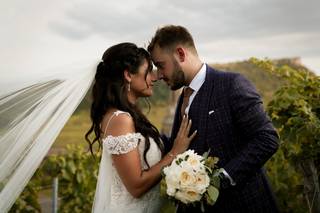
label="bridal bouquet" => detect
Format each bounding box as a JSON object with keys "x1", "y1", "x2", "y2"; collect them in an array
[{"x1": 160, "y1": 150, "x2": 220, "y2": 212}]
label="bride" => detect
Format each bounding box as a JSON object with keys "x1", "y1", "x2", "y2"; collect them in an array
[{"x1": 85, "y1": 42, "x2": 197, "y2": 213}]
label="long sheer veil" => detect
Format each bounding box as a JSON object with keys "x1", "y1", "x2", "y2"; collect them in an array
[{"x1": 0, "y1": 63, "x2": 95, "y2": 212}]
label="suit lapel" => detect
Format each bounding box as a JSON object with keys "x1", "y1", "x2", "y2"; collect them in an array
[
  {"x1": 188, "y1": 66, "x2": 216, "y2": 153},
  {"x1": 169, "y1": 66, "x2": 218, "y2": 154}
]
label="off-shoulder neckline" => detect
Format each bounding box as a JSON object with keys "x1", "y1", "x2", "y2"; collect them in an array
[{"x1": 102, "y1": 132, "x2": 143, "y2": 142}]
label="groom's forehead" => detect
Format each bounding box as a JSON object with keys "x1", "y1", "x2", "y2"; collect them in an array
[
  {"x1": 151, "y1": 46, "x2": 171, "y2": 62},
  {"x1": 152, "y1": 56, "x2": 170, "y2": 68}
]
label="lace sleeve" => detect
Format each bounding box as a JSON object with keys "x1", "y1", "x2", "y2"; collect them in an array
[{"x1": 102, "y1": 133, "x2": 143, "y2": 154}]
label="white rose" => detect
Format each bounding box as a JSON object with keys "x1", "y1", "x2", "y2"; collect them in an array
[
  {"x1": 175, "y1": 189, "x2": 202, "y2": 204},
  {"x1": 194, "y1": 172, "x2": 210, "y2": 193},
  {"x1": 176, "y1": 149, "x2": 196, "y2": 160},
  {"x1": 164, "y1": 165, "x2": 182, "y2": 196},
  {"x1": 186, "y1": 153, "x2": 203, "y2": 166},
  {"x1": 166, "y1": 185, "x2": 176, "y2": 196},
  {"x1": 165, "y1": 174, "x2": 179, "y2": 192},
  {"x1": 179, "y1": 169, "x2": 196, "y2": 188}
]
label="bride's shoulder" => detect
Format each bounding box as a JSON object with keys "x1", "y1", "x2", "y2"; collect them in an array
[
  {"x1": 101, "y1": 110, "x2": 143, "y2": 154},
  {"x1": 101, "y1": 109, "x2": 135, "y2": 138}
]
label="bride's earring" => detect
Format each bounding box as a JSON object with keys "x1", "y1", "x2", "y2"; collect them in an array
[{"x1": 128, "y1": 82, "x2": 131, "y2": 92}]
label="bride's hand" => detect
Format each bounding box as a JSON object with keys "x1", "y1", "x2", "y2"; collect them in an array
[{"x1": 171, "y1": 115, "x2": 197, "y2": 155}]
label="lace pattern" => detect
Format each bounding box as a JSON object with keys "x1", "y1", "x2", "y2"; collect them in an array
[
  {"x1": 101, "y1": 135, "x2": 163, "y2": 212},
  {"x1": 103, "y1": 133, "x2": 143, "y2": 154},
  {"x1": 109, "y1": 171, "x2": 161, "y2": 212},
  {"x1": 93, "y1": 110, "x2": 163, "y2": 212}
]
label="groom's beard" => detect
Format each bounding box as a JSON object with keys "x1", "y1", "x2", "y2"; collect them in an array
[{"x1": 170, "y1": 59, "x2": 185, "y2": 91}]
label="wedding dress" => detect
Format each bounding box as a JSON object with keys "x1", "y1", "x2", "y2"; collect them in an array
[{"x1": 92, "y1": 110, "x2": 163, "y2": 213}]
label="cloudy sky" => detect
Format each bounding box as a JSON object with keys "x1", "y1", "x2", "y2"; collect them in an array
[{"x1": 1, "y1": 0, "x2": 320, "y2": 78}]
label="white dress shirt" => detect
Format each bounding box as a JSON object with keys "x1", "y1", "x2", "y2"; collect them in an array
[{"x1": 184, "y1": 63, "x2": 206, "y2": 115}]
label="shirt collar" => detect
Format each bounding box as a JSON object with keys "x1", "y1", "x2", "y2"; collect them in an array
[{"x1": 188, "y1": 63, "x2": 206, "y2": 93}]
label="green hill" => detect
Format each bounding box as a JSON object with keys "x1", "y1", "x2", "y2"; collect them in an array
[{"x1": 211, "y1": 57, "x2": 308, "y2": 104}]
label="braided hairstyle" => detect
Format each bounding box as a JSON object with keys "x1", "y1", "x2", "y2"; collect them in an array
[{"x1": 85, "y1": 42, "x2": 164, "y2": 168}]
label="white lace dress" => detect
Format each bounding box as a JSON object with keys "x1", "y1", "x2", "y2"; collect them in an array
[{"x1": 92, "y1": 111, "x2": 163, "y2": 213}]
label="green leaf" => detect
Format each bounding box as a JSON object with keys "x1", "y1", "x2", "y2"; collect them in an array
[
  {"x1": 185, "y1": 155, "x2": 189, "y2": 161},
  {"x1": 76, "y1": 172, "x2": 82, "y2": 183},
  {"x1": 205, "y1": 157, "x2": 219, "y2": 169},
  {"x1": 207, "y1": 185, "x2": 219, "y2": 205},
  {"x1": 202, "y1": 149, "x2": 211, "y2": 159},
  {"x1": 67, "y1": 161, "x2": 76, "y2": 174},
  {"x1": 161, "y1": 200, "x2": 177, "y2": 213},
  {"x1": 160, "y1": 179, "x2": 167, "y2": 197},
  {"x1": 210, "y1": 176, "x2": 221, "y2": 188}
]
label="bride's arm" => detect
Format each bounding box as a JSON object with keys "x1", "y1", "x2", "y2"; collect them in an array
[{"x1": 104, "y1": 114, "x2": 195, "y2": 198}]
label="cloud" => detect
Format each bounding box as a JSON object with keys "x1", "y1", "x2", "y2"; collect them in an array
[
  {"x1": 49, "y1": 1, "x2": 161, "y2": 41},
  {"x1": 50, "y1": 0, "x2": 320, "y2": 41},
  {"x1": 1, "y1": 0, "x2": 319, "y2": 74}
]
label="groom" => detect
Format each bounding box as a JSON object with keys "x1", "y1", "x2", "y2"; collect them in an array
[{"x1": 148, "y1": 25, "x2": 279, "y2": 212}]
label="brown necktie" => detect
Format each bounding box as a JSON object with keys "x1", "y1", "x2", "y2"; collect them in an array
[{"x1": 180, "y1": 87, "x2": 194, "y2": 117}]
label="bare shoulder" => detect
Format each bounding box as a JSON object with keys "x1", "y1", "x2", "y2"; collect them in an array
[{"x1": 101, "y1": 111, "x2": 135, "y2": 137}]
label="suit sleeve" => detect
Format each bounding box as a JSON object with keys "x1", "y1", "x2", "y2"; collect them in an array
[{"x1": 224, "y1": 74, "x2": 279, "y2": 185}]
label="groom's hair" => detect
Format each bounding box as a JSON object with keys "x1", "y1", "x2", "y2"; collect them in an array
[{"x1": 148, "y1": 25, "x2": 197, "y2": 54}]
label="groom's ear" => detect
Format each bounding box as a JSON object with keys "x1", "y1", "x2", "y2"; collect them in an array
[
  {"x1": 176, "y1": 46, "x2": 186, "y2": 62},
  {"x1": 123, "y1": 70, "x2": 132, "y2": 82}
]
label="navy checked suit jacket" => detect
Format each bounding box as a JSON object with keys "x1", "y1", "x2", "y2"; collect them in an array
[{"x1": 168, "y1": 66, "x2": 279, "y2": 213}]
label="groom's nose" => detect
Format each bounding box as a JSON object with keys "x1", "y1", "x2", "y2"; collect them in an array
[
  {"x1": 157, "y1": 71, "x2": 164, "y2": 80},
  {"x1": 150, "y1": 71, "x2": 157, "y2": 82}
]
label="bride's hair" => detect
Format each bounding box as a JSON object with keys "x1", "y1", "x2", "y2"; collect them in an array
[{"x1": 85, "y1": 42, "x2": 164, "y2": 167}]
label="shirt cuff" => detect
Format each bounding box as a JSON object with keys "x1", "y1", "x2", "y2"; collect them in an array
[{"x1": 220, "y1": 168, "x2": 236, "y2": 186}]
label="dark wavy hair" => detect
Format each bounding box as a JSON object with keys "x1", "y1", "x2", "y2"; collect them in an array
[{"x1": 85, "y1": 42, "x2": 164, "y2": 168}]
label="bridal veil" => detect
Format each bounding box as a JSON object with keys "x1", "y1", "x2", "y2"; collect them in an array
[{"x1": 0, "y1": 63, "x2": 95, "y2": 212}]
